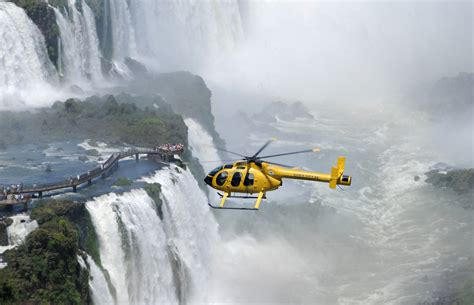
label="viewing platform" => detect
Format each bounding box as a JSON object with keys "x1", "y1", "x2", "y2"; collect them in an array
[{"x1": 0, "y1": 145, "x2": 185, "y2": 210}]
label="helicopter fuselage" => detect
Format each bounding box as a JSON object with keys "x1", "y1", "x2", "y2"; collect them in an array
[
  {"x1": 204, "y1": 159, "x2": 352, "y2": 195},
  {"x1": 204, "y1": 139, "x2": 351, "y2": 210}
]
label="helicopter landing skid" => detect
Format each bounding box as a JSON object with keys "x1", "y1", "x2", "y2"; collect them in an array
[
  {"x1": 217, "y1": 192, "x2": 267, "y2": 200},
  {"x1": 207, "y1": 202, "x2": 258, "y2": 211}
]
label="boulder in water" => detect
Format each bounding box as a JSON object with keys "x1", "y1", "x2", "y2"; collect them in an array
[
  {"x1": 425, "y1": 168, "x2": 474, "y2": 194},
  {"x1": 124, "y1": 57, "x2": 148, "y2": 78},
  {"x1": 69, "y1": 85, "x2": 84, "y2": 95}
]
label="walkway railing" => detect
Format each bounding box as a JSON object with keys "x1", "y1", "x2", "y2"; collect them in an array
[{"x1": 1, "y1": 147, "x2": 182, "y2": 200}]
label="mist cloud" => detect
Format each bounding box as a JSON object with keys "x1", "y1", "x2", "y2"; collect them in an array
[{"x1": 205, "y1": 0, "x2": 472, "y2": 104}]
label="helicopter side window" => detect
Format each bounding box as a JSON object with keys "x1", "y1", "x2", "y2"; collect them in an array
[
  {"x1": 224, "y1": 164, "x2": 233, "y2": 169},
  {"x1": 243, "y1": 173, "x2": 254, "y2": 186},
  {"x1": 216, "y1": 171, "x2": 228, "y2": 186},
  {"x1": 231, "y1": 172, "x2": 242, "y2": 187}
]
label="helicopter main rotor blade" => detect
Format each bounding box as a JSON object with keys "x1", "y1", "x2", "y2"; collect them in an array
[
  {"x1": 258, "y1": 148, "x2": 320, "y2": 159},
  {"x1": 215, "y1": 147, "x2": 247, "y2": 158},
  {"x1": 251, "y1": 138, "x2": 277, "y2": 158},
  {"x1": 262, "y1": 160, "x2": 295, "y2": 168},
  {"x1": 199, "y1": 159, "x2": 240, "y2": 163}
]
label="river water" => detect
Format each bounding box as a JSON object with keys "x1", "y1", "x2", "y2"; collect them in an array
[{"x1": 211, "y1": 102, "x2": 473, "y2": 304}]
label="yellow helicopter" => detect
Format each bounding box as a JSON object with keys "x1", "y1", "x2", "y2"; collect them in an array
[{"x1": 204, "y1": 139, "x2": 352, "y2": 210}]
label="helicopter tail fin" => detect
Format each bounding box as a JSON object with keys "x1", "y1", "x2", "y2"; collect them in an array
[{"x1": 329, "y1": 156, "x2": 346, "y2": 189}]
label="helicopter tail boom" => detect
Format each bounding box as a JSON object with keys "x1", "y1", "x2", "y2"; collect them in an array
[{"x1": 265, "y1": 156, "x2": 352, "y2": 188}]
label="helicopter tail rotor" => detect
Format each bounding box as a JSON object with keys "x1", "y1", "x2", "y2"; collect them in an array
[{"x1": 329, "y1": 156, "x2": 351, "y2": 188}]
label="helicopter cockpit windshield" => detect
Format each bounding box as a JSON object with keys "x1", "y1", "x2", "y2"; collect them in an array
[{"x1": 208, "y1": 166, "x2": 222, "y2": 177}]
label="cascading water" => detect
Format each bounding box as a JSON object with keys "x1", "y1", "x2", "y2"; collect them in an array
[
  {"x1": 53, "y1": 0, "x2": 103, "y2": 83},
  {"x1": 85, "y1": 164, "x2": 218, "y2": 304},
  {"x1": 128, "y1": 0, "x2": 243, "y2": 70},
  {"x1": 84, "y1": 254, "x2": 115, "y2": 305},
  {"x1": 184, "y1": 118, "x2": 222, "y2": 204},
  {"x1": 142, "y1": 165, "x2": 220, "y2": 302},
  {"x1": 86, "y1": 190, "x2": 177, "y2": 304},
  {"x1": 107, "y1": 0, "x2": 137, "y2": 61},
  {"x1": 184, "y1": 118, "x2": 221, "y2": 172},
  {"x1": 81, "y1": 1, "x2": 103, "y2": 81},
  {"x1": 0, "y1": 2, "x2": 58, "y2": 107},
  {"x1": 1, "y1": 0, "x2": 243, "y2": 104}
]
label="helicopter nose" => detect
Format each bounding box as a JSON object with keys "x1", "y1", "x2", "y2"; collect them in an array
[{"x1": 204, "y1": 175, "x2": 213, "y2": 186}]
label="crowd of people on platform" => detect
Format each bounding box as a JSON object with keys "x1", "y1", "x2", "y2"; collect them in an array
[
  {"x1": 0, "y1": 184, "x2": 28, "y2": 202},
  {"x1": 156, "y1": 143, "x2": 184, "y2": 154}
]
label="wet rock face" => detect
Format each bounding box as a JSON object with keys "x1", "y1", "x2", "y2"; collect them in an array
[
  {"x1": 0, "y1": 221, "x2": 8, "y2": 246},
  {"x1": 415, "y1": 72, "x2": 474, "y2": 118},
  {"x1": 425, "y1": 168, "x2": 474, "y2": 194},
  {"x1": 124, "y1": 57, "x2": 148, "y2": 78}
]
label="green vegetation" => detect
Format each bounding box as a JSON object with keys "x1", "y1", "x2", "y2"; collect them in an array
[
  {"x1": 30, "y1": 200, "x2": 101, "y2": 267},
  {"x1": 0, "y1": 200, "x2": 92, "y2": 304},
  {"x1": 0, "y1": 94, "x2": 188, "y2": 149},
  {"x1": 114, "y1": 177, "x2": 133, "y2": 187}
]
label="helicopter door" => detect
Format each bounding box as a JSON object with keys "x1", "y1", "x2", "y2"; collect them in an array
[
  {"x1": 243, "y1": 173, "x2": 254, "y2": 186},
  {"x1": 231, "y1": 172, "x2": 242, "y2": 187}
]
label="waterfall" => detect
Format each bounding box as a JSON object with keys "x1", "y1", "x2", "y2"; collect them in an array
[
  {"x1": 108, "y1": 0, "x2": 137, "y2": 61},
  {"x1": 86, "y1": 190, "x2": 178, "y2": 305},
  {"x1": 81, "y1": 1, "x2": 103, "y2": 82},
  {"x1": 0, "y1": 2, "x2": 58, "y2": 107},
  {"x1": 141, "y1": 165, "x2": 219, "y2": 302},
  {"x1": 184, "y1": 118, "x2": 222, "y2": 172},
  {"x1": 6, "y1": 214, "x2": 38, "y2": 245},
  {"x1": 128, "y1": 0, "x2": 243, "y2": 70},
  {"x1": 53, "y1": 0, "x2": 103, "y2": 83},
  {"x1": 85, "y1": 255, "x2": 115, "y2": 305},
  {"x1": 0, "y1": 214, "x2": 38, "y2": 268},
  {"x1": 86, "y1": 165, "x2": 218, "y2": 304}
]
